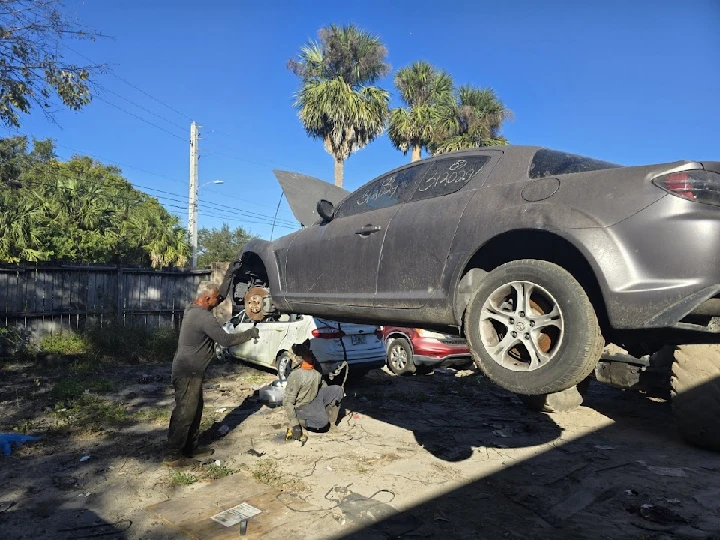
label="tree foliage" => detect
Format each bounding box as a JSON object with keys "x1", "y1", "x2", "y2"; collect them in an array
[
  {"x1": 288, "y1": 24, "x2": 391, "y2": 187},
  {"x1": 197, "y1": 224, "x2": 254, "y2": 268},
  {"x1": 388, "y1": 61, "x2": 454, "y2": 162},
  {"x1": 0, "y1": 136, "x2": 189, "y2": 267},
  {"x1": 431, "y1": 85, "x2": 512, "y2": 155},
  {"x1": 0, "y1": 0, "x2": 103, "y2": 127}
]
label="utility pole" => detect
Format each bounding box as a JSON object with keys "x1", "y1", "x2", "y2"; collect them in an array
[{"x1": 188, "y1": 121, "x2": 199, "y2": 268}]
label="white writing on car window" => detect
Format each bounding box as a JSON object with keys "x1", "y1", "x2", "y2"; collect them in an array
[
  {"x1": 356, "y1": 175, "x2": 399, "y2": 206},
  {"x1": 417, "y1": 159, "x2": 481, "y2": 193}
]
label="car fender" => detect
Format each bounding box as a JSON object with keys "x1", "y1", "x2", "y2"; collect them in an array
[
  {"x1": 385, "y1": 330, "x2": 415, "y2": 353},
  {"x1": 449, "y1": 219, "x2": 614, "y2": 326}
]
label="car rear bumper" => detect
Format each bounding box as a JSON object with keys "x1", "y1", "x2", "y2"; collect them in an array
[
  {"x1": 413, "y1": 353, "x2": 473, "y2": 367},
  {"x1": 572, "y1": 194, "x2": 720, "y2": 335},
  {"x1": 411, "y1": 336, "x2": 471, "y2": 364},
  {"x1": 319, "y1": 357, "x2": 386, "y2": 375}
]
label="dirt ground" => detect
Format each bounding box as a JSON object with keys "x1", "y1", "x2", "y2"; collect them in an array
[{"x1": 1, "y1": 356, "x2": 720, "y2": 540}]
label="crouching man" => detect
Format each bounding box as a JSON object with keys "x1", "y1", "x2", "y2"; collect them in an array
[
  {"x1": 165, "y1": 284, "x2": 259, "y2": 466},
  {"x1": 284, "y1": 340, "x2": 344, "y2": 443}
]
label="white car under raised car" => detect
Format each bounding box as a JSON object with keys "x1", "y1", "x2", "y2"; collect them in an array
[{"x1": 215, "y1": 310, "x2": 386, "y2": 379}]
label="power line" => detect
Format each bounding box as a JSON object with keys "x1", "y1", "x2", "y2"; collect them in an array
[
  {"x1": 93, "y1": 95, "x2": 188, "y2": 142},
  {"x1": 95, "y1": 83, "x2": 188, "y2": 131},
  {"x1": 53, "y1": 144, "x2": 184, "y2": 186},
  {"x1": 137, "y1": 184, "x2": 297, "y2": 227},
  {"x1": 61, "y1": 43, "x2": 195, "y2": 123},
  {"x1": 151, "y1": 193, "x2": 298, "y2": 229},
  {"x1": 19, "y1": 176, "x2": 299, "y2": 229},
  {"x1": 17, "y1": 179, "x2": 300, "y2": 235},
  {"x1": 53, "y1": 145, "x2": 297, "y2": 216}
]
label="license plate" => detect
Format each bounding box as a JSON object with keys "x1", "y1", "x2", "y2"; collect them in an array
[{"x1": 351, "y1": 334, "x2": 367, "y2": 345}]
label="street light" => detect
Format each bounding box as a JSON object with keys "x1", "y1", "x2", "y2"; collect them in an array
[{"x1": 189, "y1": 180, "x2": 224, "y2": 268}]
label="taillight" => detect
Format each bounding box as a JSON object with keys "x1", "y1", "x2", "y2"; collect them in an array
[
  {"x1": 653, "y1": 170, "x2": 720, "y2": 206},
  {"x1": 374, "y1": 329, "x2": 383, "y2": 340},
  {"x1": 311, "y1": 328, "x2": 345, "y2": 339}
]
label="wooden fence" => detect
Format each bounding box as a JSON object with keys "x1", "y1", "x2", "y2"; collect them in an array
[{"x1": 0, "y1": 264, "x2": 212, "y2": 342}]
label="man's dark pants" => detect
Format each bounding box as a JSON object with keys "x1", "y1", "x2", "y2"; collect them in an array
[
  {"x1": 167, "y1": 376, "x2": 203, "y2": 456},
  {"x1": 296, "y1": 385, "x2": 344, "y2": 429}
]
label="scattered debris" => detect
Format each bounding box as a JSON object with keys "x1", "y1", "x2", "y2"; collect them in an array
[
  {"x1": 217, "y1": 425, "x2": 230, "y2": 436},
  {"x1": 215, "y1": 408, "x2": 227, "y2": 413},
  {"x1": 0, "y1": 501, "x2": 15, "y2": 512},
  {"x1": 625, "y1": 489, "x2": 639, "y2": 496},
  {"x1": 647, "y1": 466, "x2": 687, "y2": 478},
  {"x1": 247, "y1": 449, "x2": 265, "y2": 458},
  {"x1": 632, "y1": 503, "x2": 688, "y2": 525},
  {"x1": 79, "y1": 455, "x2": 91, "y2": 462},
  {"x1": 594, "y1": 445, "x2": 615, "y2": 450},
  {"x1": 492, "y1": 428, "x2": 513, "y2": 438},
  {"x1": 77, "y1": 492, "x2": 91, "y2": 498},
  {"x1": 433, "y1": 367, "x2": 457, "y2": 376}
]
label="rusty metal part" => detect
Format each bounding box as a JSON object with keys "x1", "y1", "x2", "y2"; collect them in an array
[{"x1": 244, "y1": 286, "x2": 271, "y2": 321}]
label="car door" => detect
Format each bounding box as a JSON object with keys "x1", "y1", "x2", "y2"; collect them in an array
[
  {"x1": 376, "y1": 151, "x2": 503, "y2": 310},
  {"x1": 283, "y1": 167, "x2": 420, "y2": 307},
  {"x1": 228, "y1": 311, "x2": 289, "y2": 368}
]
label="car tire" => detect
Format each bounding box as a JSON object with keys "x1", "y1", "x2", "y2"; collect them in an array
[
  {"x1": 386, "y1": 338, "x2": 415, "y2": 376},
  {"x1": 276, "y1": 351, "x2": 294, "y2": 381},
  {"x1": 464, "y1": 259, "x2": 603, "y2": 395},
  {"x1": 518, "y1": 377, "x2": 591, "y2": 413},
  {"x1": 671, "y1": 344, "x2": 720, "y2": 452}
]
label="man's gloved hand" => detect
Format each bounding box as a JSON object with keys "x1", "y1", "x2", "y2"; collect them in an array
[
  {"x1": 285, "y1": 425, "x2": 303, "y2": 441},
  {"x1": 237, "y1": 327, "x2": 260, "y2": 343}
]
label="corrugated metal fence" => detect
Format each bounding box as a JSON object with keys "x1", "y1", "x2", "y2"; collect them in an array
[{"x1": 0, "y1": 264, "x2": 212, "y2": 341}]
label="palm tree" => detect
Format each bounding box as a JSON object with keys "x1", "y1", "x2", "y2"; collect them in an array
[
  {"x1": 431, "y1": 86, "x2": 512, "y2": 155},
  {"x1": 0, "y1": 187, "x2": 50, "y2": 262},
  {"x1": 288, "y1": 24, "x2": 391, "y2": 187},
  {"x1": 388, "y1": 61, "x2": 454, "y2": 162}
]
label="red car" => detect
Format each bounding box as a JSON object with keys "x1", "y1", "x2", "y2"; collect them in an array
[{"x1": 381, "y1": 326, "x2": 472, "y2": 375}]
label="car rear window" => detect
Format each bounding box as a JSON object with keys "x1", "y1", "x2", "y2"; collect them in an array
[
  {"x1": 529, "y1": 149, "x2": 621, "y2": 179},
  {"x1": 411, "y1": 155, "x2": 490, "y2": 201}
]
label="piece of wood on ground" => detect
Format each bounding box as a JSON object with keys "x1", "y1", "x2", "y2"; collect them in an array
[{"x1": 146, "y1": 473, "x2": 333, "y2": 539}]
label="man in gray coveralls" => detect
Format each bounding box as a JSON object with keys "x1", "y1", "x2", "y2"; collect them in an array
[
  {"x1": 165, "y1": 284, "x2": 259, "y2": 465},
  {"x1": 284, "y1": 340, "x2": 344, "y2": 443}
]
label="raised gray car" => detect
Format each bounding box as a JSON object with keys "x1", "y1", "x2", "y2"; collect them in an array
[{"x1": 221, "y1": 146, "x2": 720, "y2": 448}]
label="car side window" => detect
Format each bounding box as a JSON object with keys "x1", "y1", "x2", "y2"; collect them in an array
[
  {"x1": 410, "y1": 155, "x2": 490, "y2": 201},
  {"x1": 335, "y1": 163, "x2": 430, "y2": 218}
]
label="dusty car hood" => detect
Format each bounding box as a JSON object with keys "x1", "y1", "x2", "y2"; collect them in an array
[{"x1": 273, "y1": 170, "x2": 349, "y2": 227}]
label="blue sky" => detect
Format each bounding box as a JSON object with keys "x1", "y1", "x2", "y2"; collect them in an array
[{"x1": 4, "y1": 0, "x2": 719, "y2": 239}]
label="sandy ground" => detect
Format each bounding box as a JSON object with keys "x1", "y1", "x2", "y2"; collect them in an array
[{"x1": 1, "y1": 357, "x2": 719, "y2": 540}]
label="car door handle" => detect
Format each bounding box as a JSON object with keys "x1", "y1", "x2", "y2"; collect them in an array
[{"x1": 355, "y1": 224, "x2": 382, "y2": 236}]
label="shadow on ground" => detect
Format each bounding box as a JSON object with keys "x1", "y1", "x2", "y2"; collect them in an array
[{"x1": 336, "y1": 373, "x2": 720, "y2": 540}]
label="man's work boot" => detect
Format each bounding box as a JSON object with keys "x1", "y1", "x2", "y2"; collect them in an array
[
  {"x1": 162, "y1": 451, "x2": 195, "y2": 468},
  {"x1": 327, "y1": 405, "x2": 340, "y2": 431},
  {"x1": 186, "y1": 446, "x2": 215, "y2": 459}
]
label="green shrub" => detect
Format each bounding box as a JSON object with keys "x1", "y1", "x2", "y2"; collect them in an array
[
  {"x1": 51, "y1": 377, "x2": 115, "y2": 402},
  {"x1": 53, "y1": 393, "x2": 131, "y2": 430},
  {"x1": 84, "y1": 324, "x2": 178, "y2": 364},
  {"x1": 40, "y1": 332, "x2": 89, "y2": 356},
  {"x1": 170, "y1": 470, "x2": 198, "y2": 485}
]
